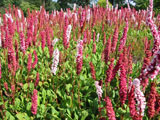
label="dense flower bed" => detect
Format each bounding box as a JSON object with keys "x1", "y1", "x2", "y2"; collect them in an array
[{"x1": 0, "y1": 0, "x2": 160, "y2": 119}]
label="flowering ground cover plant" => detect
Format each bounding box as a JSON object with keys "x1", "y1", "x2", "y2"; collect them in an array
[{"x1": 0, "y1": 0, "x2": 160, "y2": 119}]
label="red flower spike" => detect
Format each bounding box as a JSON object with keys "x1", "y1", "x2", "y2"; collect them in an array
[
  {"x1": 31, "y1": 89, "x2": 38, "y2": 115},
  {"x1": 104, "y1": 96, "x2": 116, "y2": 120},
  {"x1": 111, "y1": 25, "x2": 119, "y2": 52},
  {"x1": 105, "y1": 58, "x2": 114, "y2": 85},
  {"x1": 104, "y1": 35, "x2": 112, "y2": 65},
  {"x1": 89, "y1": 62, "x2": 96, "y2": 80},
  {"x1": 119, "y1": 62, "x2": 127, "y2": 106},
  {"x1": 147, "y1": 82, "x2": 156, "y2": 118}
]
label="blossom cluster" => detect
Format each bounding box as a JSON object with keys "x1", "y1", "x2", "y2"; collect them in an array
[
  {"x1": 51, "y1": 48, "x2": 60, "y2": 75},
  {"x1": 76, "y1": 40, "x2": 83, "y2": 75},
  {"x1": 31, "y1": 89, "x2": 38, "y2": 115},
  {"x1": 95, "y1": 81, "x2": 103, "y2": 101},
  {"x1": 133, "y1": 78, "x2": 146, "y2": 116}
]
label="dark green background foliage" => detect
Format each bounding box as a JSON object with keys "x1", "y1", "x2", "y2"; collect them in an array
[
  {"x1": 0, "y1": 0, "x2": 92, "y2": 15},
  {"x1": 0, "y1": 0, "x2": 60, "y2": 15},
  {"x1": 133, "y1": 0, "x2": 160, "y2": 15},
  {"x1": 0, "y1": 0, "x2": 160, "y2": 15}
]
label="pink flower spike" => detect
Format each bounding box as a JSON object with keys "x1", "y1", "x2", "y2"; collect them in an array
[
  {"x1": 133, "y1": 78, "x2": 146, "y2": 116},
  {"x1": 11, "y1": 84, "x2": 15, "y2": 93},
  {"x1": 76, "y1": 40, "x2": 83, "y2": 75},
  {"x1": 20, "y1": 32, "x2": 25, "y2": 54},
  {"x1": 32, "y1": 50, "x2": 38, "y2": 69},
  {"x1": 4, "y1": 82, "x2": 8, "y2": 91},
  {"x1": 148, "y1": 82, "x2": 156, "y2": 118},
  {"x1": 63, "y1": 16, "x2": 71, "y2": 49},
  {"x1": 89, "y1": 62, "x2": 96, "y2": 80},
  {"x1": 92, "y1": 43, "x2": 96, "y2": 54},
  {"x1": 146, "y1": 0, "x2": 160, "y2": 55},
  {"x1": 119, "y1": 62, "x2": 127, "y2": 106},
  {"x1": 34, "y1": 73, "x2": 39, "y2": 87},
  {"x1": 31, "y1": 89, "x2": 38, "y2": 115},
  {"x1": 118, "y1": 19, "x2": 129, "y2": 52},
  {"x1": 105, "y1": 58, "x2": 114, "y2": 84},
  {"x1": 104, "y1": 35, "x2": 112, "y2": 64},
  {"x1": 128, "y1": 85, "x2": 138, "y2": 119},
  {"x1": 40, "y1": 31, "x2": 46, "y2": 51},
  {"x1": 51, "y1": 48, "x2": 60, "y2": 75},
  {"x1": 142, "y1": 50, "x2": 160, "y2": 80},
  {"x1": 95, "y1": 81, "x2": 103, "y2": 101},
  {"x1": 104, "y1": 96, "x2": 116, "y2": 120},
  {"x1": 111, "y1": 25, "x2": 119, "y2": 52}
]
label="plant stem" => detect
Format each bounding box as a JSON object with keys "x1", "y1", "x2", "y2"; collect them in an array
[
  {"x1": 78, "y1": 76, "x2": 81, "y2": 109},
  {"x1": 0, "y1": 85, "x2": 5, "y2": 119},
  {"x1": 26, "y1": 72, "x2": 30, "y2": 101},
  {"x1": 71, "y1": 79, "x2": 75, "y2": 108},
  {"x1": 0, "y1": 110, "x2": 4, "y2": 120},
  {"x1": 20, "y1": 53, "x2": 25, "y2": 83}
]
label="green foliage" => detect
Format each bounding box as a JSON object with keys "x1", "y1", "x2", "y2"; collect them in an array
[
  {"x1": 20, "y1": 1, "x2": 39, "y2": 16},
  {"x1": 0, "y1": 0, "x2": 20, "y2": 14},
  {"x1": 109, "y1": 0, "x2": 124, "y2": 6},
  {"x1": 57, "y1": 0, "x2": 72, "y2": 9},
  {"x1": 98, "y1": 0, "x2": 106, "y2": 7},
  {"x1": 0, "y1": 0, "x2": 59, "y2": 15},
  {"x1": 154, "y1": 8, "x2": 160, "y2": 16},
  {"x1": 0, "y1": 7, "x2": 5, "y2": 14},
  {"x1": 0, "y1": 0, "x2": 21, "y2": 8},
  {"x1": 98, "y1": 0, "x2": 112, "y2": 8},
  {"x1": 154, "y1": 0, "x2": 160, "y2": 9},
  {"x1": 57, "y1": 0, "x2": 91, "y2": 10},
  {"x1": 134, "y1": 0, "x2": 149, "y2": 10},
  {"x1": 25, "y1": 0, "x2": 41, "y2": 7},
  {"x1": 133, "y1": 0, "x2": 160, "y2": 15},
  {"x1": 72, "y1": 0, "x2": 90, "y2": 7},
  {"x1": 45, "y1": 1, "x2": 60, "y2": 12},
  {"x1": 0, "y1": 0, "x2": 160, "y2": 119}
]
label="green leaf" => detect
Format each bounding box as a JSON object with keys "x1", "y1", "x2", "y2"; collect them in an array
[
  {"x1": 39, "y1": 81, "x2": 43, "y2": 87},
  {"x1": 56, "y1": 89, "x2": 62, "y2": 97},
  {"x1": 42, "y1": 89, "x2": 46, "y2": 104},
  {"x1": 26, "y1": 102, "x2": 32, "y2": 111},
  {"x1": 47, "y1": 90, "x2": 51, "y2": 96},
  {"x1": 81, "y1": 110, "x2": 88, "y2": 120},
  {"x1": 5, "y1": 111, "x2": 15, "y2": 120},
  {"x1": 74, "y1": 112, "x2": 78, "y2": 120},
  {"x1": 23, "y1": 83, "x2": 28, "y2": 92},
  {"x1": 14, "y1": 98, "x2": 21, "y2": 110},
  {"x1": 112, "y1": 90, "x2": 115, "y2": 98},
  {"x1": 15, "y1": 70, "x2": 21, "y2": 80},
  {"x1": 66, "y1": 84, "x2": 72, "y2": 92},
  {"x1": 16, "y1": 113, "x2": 30, "y2": 120},
  {"x1": 66, "y1": 113, "x2": 73, "y2": 120},
  {"x1": 43, "y1": 82, "x2": 49, "y2": 88},
  {"x1": 96, "y1": 68, "x2": 102, "y2": 77},
  {"x1": 80, "y1": 74, "x2": 85, "y2": 81},
  {"x1": 37, "y1": 95, "x2": 41, "y2": 106},
  {"x1": 67, "y1": 109, "x2": 71, "y2": 116},
  {"x1": 0, "y1": 102, "x2": 3, "y2": 106},
  {"x1": 20, "y1": 96, "x2": 24, "y2": 106},
  {"x1": 29, "y1": 83, "x2": 34, "y2": 91},
  {"x1": 51, "y1": 107, "x2": 59, "y2": 115},
  {"x1": 40, "y1": 104, "x2": 46, "y2": 115},
  {"x1": 38, "y1": 46, "x2": 43, "y2": 55},
  {"x1": 117, "y1": 107, "x2": 126, "y2": 114},
  {"x1": 51, "y1": 115, "x2": 60, "y2": 119},
  {"x1": 51, "y1": 91, "x2": 57, "y2": 100}
]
